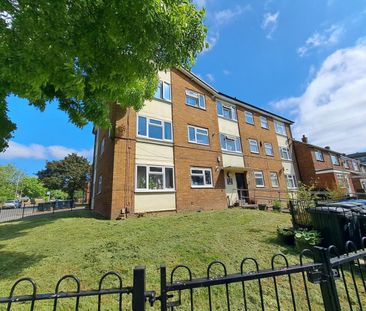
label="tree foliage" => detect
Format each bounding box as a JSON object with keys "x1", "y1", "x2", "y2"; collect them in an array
[
  {"x1": 0, "y1": 164, "x2": 24, "y2": 202},
  {"x1": 21, "y1": 176, "x2": 47, "y2": 199},
  {"x1": 37, "y1": 153, "x2": 91, "y2": 199},
  {"x1": 0, "y1": 0, "x2": 207, "y2": 151}
]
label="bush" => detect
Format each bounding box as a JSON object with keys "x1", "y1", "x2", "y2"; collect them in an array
[
  {"x1": 272, "y1": 200, "x2": 281, "y2": 212},
  {"x1": 295, "y1": 229, "x2": 321, "y2": 251},
  {"x1": 277, "y1": 226, "x2": 295, "y2": 245}
]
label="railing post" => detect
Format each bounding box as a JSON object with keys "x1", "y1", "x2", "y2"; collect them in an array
[
  {"x1": 160, "y1": 265, "x2": 167, "y2": 311},
  {"x1": 314, "y1": 247, "x2": 341, "y2": 311},
  {"x1": 133, "y1": 266, "x2": 146, "y2": 311},
  {"x1": 22, "y1": 205, "x2": 25, "y2": 219}
]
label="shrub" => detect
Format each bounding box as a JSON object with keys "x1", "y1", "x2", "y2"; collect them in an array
[
  {"x1": 272, "y1": 200, "x2": 281, "y2": 212},
  {"x1": 277, "y1": 226, "x2": 295, "y2": 245},
  {"x1": 295, "y1": 229, "x2": 322, "y2": 251}
]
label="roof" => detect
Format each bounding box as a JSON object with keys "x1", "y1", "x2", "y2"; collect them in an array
[
  {"x1": 347, "y1": 152, "x2": 366, "y2": 159},
  {"x1": 293, "y1": 140, "x2": 347, "y2": 156},
  {"x1": 178, "y1": 68, "x2": 294, "y2": 124}
]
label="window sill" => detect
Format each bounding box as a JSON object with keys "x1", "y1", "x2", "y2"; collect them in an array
[
  {"x1": 218, "y1": 116, "x2": 237, "y2": 123},
  {"x1": 135, "y1": 190, "x2": 176, "y2": 194},
  {"x1": 245, "y1": 122, "x2": 255, "y2": 126},
  {"x1": 188, "y1": 141, "x2": 210, "y2": 147},
  {"x1": 222, "y1": 150, "x2": 243, "y2": 156},
  {"x1": 255, "y1": 186, "x2": 265, "y2": 188},
  {"x1": 136, "y1": 137, "x2": 174, "y2": 146},
  {"x1": 186, "y1": 104, "x2": 206, "y2": 111},
  {"x1": 275, "y1": 133, "x2": 288, "y2": 137},
  {"x1": 265, "y1": 154, "x2": 275, "y2": 157},
  {"x1": 250, "y1": 151, "x2": 260, "y2": 155},
  {"x1": 191, "y1": 186, "x2": 214, "y2": 189},
  {"x1": 152, "y1": 97, "x2": 172, "y2": 105},
  {"x1": 280, "y1": 159, "x2": 293, "y2": 162}
]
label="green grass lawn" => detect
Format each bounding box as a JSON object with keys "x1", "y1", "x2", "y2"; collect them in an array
[{"x1": 0, "y1": 209, "x2": 361, "y2": 310}]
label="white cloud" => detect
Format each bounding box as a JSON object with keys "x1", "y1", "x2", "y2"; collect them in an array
[
  {"x1": 271, "y1": 41, "x2": 366, "y2": 153},
  {"x1": 203, "y1": 32, "x2": 219, "y2": 53},
  {"x1": 223, "y1": 69, "x2": 230, "y2": 75},
  {"x1": 205, "y1": 73, "x2": 214, "y2": 82},
  {"x1": 261, "y1": 11, "x2": 279, "y2": 39},
  {"x1": 0, "y1": 141, "x2": 93, "y2": 160},
  {"x1": 297, "y1": 24, "x2": 344, "y2": 57},
  {"x1": 193, "y1": 0, "x2": 207, "y2": 8}
]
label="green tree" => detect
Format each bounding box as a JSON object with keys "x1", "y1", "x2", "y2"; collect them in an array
[
  {"x1": 0, "y1": 164, "x2": 24, "y2": 202},
  {"x1": 37, "y1": 153, "x2": 91, "y2": 199},
  {"x1": 50, "y1": 190, "x2": 68, "y2": 200},
  {"x1": 0, "y1": 0, "x2": 207, "y2": 151},
  {"x1": 21, "y1": 176, "x2": 47, "y2": 199}
]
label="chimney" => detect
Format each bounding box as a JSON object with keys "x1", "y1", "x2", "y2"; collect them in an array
[
  {"x1": 301, "y1": 134, "x2": 308, "y2": 143},
  {"x1": 325, "y1": 146, "x2": 330, "y2": 150}
]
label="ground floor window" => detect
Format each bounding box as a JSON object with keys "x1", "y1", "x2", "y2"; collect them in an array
[
  {"x1": 97, "y1": 175, "x2": 103, "y2": 194},
  {"x1": 285, "y1": 174, "x2": 297, "y2": 189},
  {"x1": 254, "y1": 171, "x2": 265, "y2": 187},
  {"x1": 336, "y1": 173, "x2": 347, "y2": 188},
  {"x1": 270, "y1": 172, "x2": 279, "y2": 187},
  {"x1": 136, "y1": 165, "x2": 174, "y2": 191},
  {"x1": 191, "y1": 167, "x2": 213, "y2": 188}
]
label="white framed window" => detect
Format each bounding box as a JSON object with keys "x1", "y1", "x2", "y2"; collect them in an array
[
  {"x1": 100, "y1": 138, "x2": 105, "y2": 156},
  {"x1": 315, "y1": 150, "x2": 324, "y2": 161},
  {"x1": 191, "y1": 167, "x2": 213, "y2": 188},
  {"x1": 220, "y1": 134, "x2": 242, "y2": 153},
  {"x1": 285, "y1": 175, "x2": 297, "y2": 189},
  {"x1": 188, "y1": 126, "x2": 209, "y2": 145},
  {"x1": 270, "y1": 172, "x2": 279, "y2": 188},
  {"x1": 216, "y1": 101, "x2": 237, "y2": 121},
  {"x1": 249, "y1": 139, "x2": 259, "y2": 154},
  {"x1": 331, "y1": 155, "x2": 339, "y2": 166},
  {"x1": 136, "y1": 165, "x2": 174, "y2": 191},
  {"x1": 353, "y1": 161, "x2": 360, "y2": 171},
  {"x1": 254, "y1": 171, "x2": 265, "y2": 188},
  {"x1": 264, "y1": 143, "x2": 274, "y2": 156},
  {"x1": 260, "y1": 116, "x2": 269, "y2": 129},
  {"x1": 97, "y1": 175, "x2": 103, "y2": 194},
  {"x1": 344, "y1": 160, "x2": 350, "y2": 169},
  {"x1": 274, "y1": 121, "x2": 286, "y2": 136},
  {"x1": 185, "y1": 90, "x2": 205, "y2": 109},
  {"x1": 137, "y1": 116, "x2": 172, "y2": 142},
  {"x1": 245, "y1": 111, "x2": 254, "y2": 125},
  {"x1": 336, "y1": 173, "x2": 346, "y2": 188},
  {"x1": 154, "y1": 80, "x2": 171, "y2": 101},
  {"x1": 279, "y1": 147, "x2": 292, "y2": 160}
]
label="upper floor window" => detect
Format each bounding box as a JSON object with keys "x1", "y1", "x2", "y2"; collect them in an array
[
  {"x1": 285, "y1": 174, "x2": 297, "y2": 189},
  {"x1": 260, "y1": 116, "x2": 269, "y2": 129},
  {"x1": 154, "y1": 81, "x2": 171, "y2": 101},
  {"x1": 274, "y1": 121, "x2": 286, "y2": 136},
  {"x1": 315, "y1": 150, "x2": 324, "y2": 161},
  {"x1": 97, "y1": 175, "x2": 103, "y2": 194},
  {"x1": 137, "y1": 116, "x2": 172, "y2": 142},
  {"x1": 344, "y1": 160, "x2": 350, "y2": 169},
  {"x1": 279, "y1": 147, "x2": 292, "y2": 160},
  {"x1": 270, "y1": 172, "x2": 279, "y2": 188},
  {"x1": 331, "y1": 155, "x2": 340, "y2": 166},
  {"x1": 136, "y1": 165, "x2": 174, "y2": 191},
  {"x1": 245, "y1": 111, "x2": 254, "y2": 125},
  {"x1": 100, "y1": 138, "x2": 105, "y2": 156},
  {"x1": 254, "y1": 171, "x2": 265, "y2": 187},
  {"x1": 249, "y1": 139, "x2": 259, "y2": 154},
  {"x1": 216, "y1": 101, "x2": 237, "y2": 121},
  {"x1": 185, "y1": 90, "x2": 205, "y2": 109},
  {"x1": 191, "y1": 167, "x2": 213, "y2": 188},
  {"x1": 188, "y1": 126, "x2": 209, "y2": 145},
  {"x1": 353, "y1": 161, "x2": 360, "y2": 171},
  {"x1": 220, "y1": 134, "x2": 242, "y2": 153},
  {"x1": 264, "y1": 143, "x2": 274, "y2": 156}
]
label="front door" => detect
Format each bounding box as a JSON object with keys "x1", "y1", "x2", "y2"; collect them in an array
[{"x1": 235, "y1": 173, "x2": 248, "y2": 202}]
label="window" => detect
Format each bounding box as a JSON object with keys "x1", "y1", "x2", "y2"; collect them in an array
[
  {"x1": 97, "y1": 175, "x2": 103, "y2": 194},
  {"x1": 100, "y1": 138, "x2": 105, "y2": 156},
  {"x1": 245, "y1": 111, "x2": 254, "y2": 125},
  {"x1": 270, "y1": 172, "x2": 279, "y2": 188},
  {"x1": 331, "y1": 155, "x2": 339, "y2": 165},
  {"x1": 344, "y1": 160, "x2": 350, "y2": 169},
  {"x1": 216, "y1": 101, "x2": 237, "y2": 121},
  {"x1": 188, "y1": 126, "x2": 209, "y2": 145},
  {"x1": 191, "y1": 168, "x2": 213, "y2": 188},
  {"x1": 185, "y1": 90, "x2": 205, "y2": 109},
  {"x1": 285, "y1": 175, "x2": 297, "y2": 189},
  {"x1": 154, "y1": 81, "x2": 171, "y2": 101},
  {"x1": 249, "y1": 139, "x2": 259, "y2": 154},
  {"x1": 137, "y1": 116, "x2": 173, "y2": 142},
  {"x1": 220, "y1": 134, "x2": 242, "y2": 153},
  {"x1": 260, "y1": 116, "x2": 269, "y2": 129},
  {"x1": 315, "y1": 150, "x2": 324, "y2": 161},
  {"x1": 275, "y1": 121, "x2": 286, "y2": 135},
  {"x1": 264, "y1": 143, "x2": 274, "y2": 156},
  {"x1": 254, "y1": 171, "x2": 265, "y2": 187},
  {"x1": 336, "y1": 174, "x2": 346, "y2": 188},
  {"x1": 136, "y1": 165, "x2": 174, "y2": 191},
  {"x1": 353, "y1": 161, "x2": 360, "y2": 171},
  {"x1": 279, "y1": 147, "x2": 292, "y2": 160}
]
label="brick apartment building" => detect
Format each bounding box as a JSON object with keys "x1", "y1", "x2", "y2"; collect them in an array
[
  {"x1": 293, "y1": 136, "x2": 366, "y2": 195},
  {"x1": 91, "y1": 69, "x2": 300, "y2": 219}
]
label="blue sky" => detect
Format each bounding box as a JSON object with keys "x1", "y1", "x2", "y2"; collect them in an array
[{"x1": 1, "y1": 0, "x2": 366, "y2": 175}]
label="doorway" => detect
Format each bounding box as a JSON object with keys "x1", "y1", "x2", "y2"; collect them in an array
[{"x1": 235, "y1": 172, "x2": 248, "y2": 203}]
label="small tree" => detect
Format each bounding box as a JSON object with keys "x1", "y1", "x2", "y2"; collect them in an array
[
  {"x1": 327, "y1": 185, "x2": 345, "y2": 201},
  {"x1": 21, "y1": 176, "x2": 47, "y2": 199},
  {"x1": 0, "y1": 164, "x2": 25, "y2": 200}
]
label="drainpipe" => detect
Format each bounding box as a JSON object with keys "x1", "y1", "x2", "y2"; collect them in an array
[{"x1": 91, "y1": 128, "x2": 100, "y2": 210}]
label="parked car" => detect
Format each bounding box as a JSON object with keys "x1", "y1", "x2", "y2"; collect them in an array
[{"x1": 2, "y1": 200, "x2": 21, "y2": 209}]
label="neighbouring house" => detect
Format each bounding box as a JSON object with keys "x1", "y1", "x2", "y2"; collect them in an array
[
  {"x1": 347, "y1": 152, "x2": 366, "y2": 165},
  {"x1": 90, "y1": 69, "x2": 299, "y2": 219},
  {"x1": 293, "y1": 135, "x2": 366, "y2": 195}
]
